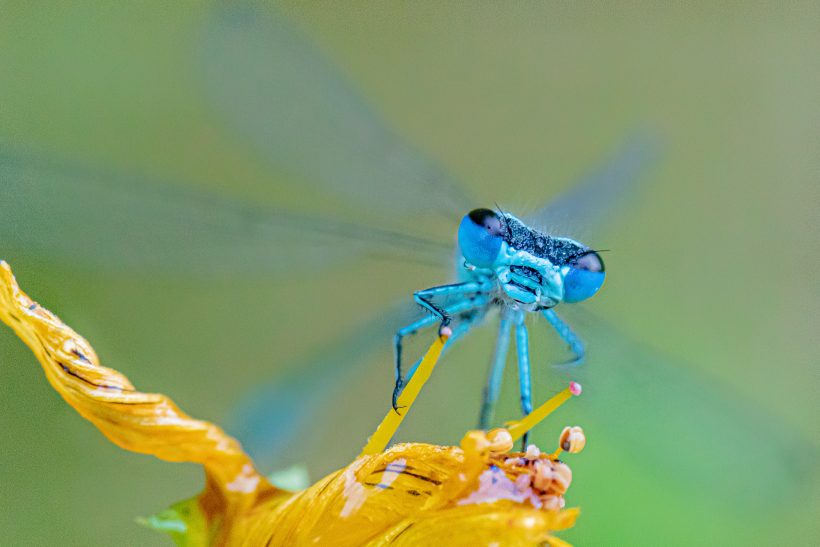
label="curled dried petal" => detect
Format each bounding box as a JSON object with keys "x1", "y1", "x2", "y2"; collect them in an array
[{"x1": 559, "y1": 426, "x2": 587, "y2": 454}]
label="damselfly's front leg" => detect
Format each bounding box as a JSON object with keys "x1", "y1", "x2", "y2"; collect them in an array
[
  {"x1": 478, "y1": 313, "x2": 512, "y2": 430},
  {"x1": 402, "y1": 307, "x2": 486, "y2": 382},
  {"x1": 393, "y1": 289, "x2": 487, "y2": 412},
  {"x1": 542, "y1": 309, "x2": 585, "y2": 367},
  {"x1": 392, "y1": 305, "x2": 487, "y2": 412},
  {"x1": 413, "y1": 282, "x2": 486, "y2": 332},
  {"x1": 514, "y1": 312, "x2": 533, "y2": 448}
]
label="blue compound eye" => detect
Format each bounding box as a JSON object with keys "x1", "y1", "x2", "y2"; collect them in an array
[
  {"x1": 458, "y1": 209, "x2": 504, "y2": 268},
  {"x1": 563, "y1": 251, "x2": 606, "y2": 303}
]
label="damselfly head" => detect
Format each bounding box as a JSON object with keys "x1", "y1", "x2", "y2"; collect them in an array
[
  {"x1": 458, "y1": 208, "x2": 506, "y2": 268},
  {"x1": 563, "y1": 249, "x2": 606, "y2": 303}
]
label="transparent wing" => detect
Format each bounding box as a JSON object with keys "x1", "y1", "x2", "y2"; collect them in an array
[
  {"x1": 3, "y1": 2, "x2": 489, "y2": 275},
  {"x1": 0, "y1": 148, "x2": 451, "y2": 274},
  {"x1": 545, "y1": 307, "x2": 813, "y2": 506},
  {"x1": 200, "y1": 3, "x2": 473, "y2": 219},
  {"x1": 524, "y1": 133, "x2": 660, "y2": 240}
]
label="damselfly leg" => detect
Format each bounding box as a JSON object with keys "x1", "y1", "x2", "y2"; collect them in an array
[
  {"x1": 478, "y1": 314, "x2": 512, "y2": 430},
  {"x1": 403, "y1": 309, "x2": 485, "y2": 382},
  {"x1": 393, "y1": 292, "x2": 488, "y2": 411},
  {"x1": 542, "y1": 309, "x2": 586, "y2": 368},
  {"x1": 413, "y1": 282, "x2": 487, "y2": 330},
  {"x1": 514, "y1": 312, "x2": 533, "y2": 448}
]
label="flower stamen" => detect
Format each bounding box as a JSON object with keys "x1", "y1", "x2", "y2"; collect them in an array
[{"x1": 506, "y1": 381, "x2": 583, "y2": 442}]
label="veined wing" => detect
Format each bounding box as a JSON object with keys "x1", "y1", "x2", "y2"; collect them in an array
[
  {"x1": 200, "y1": 3, "x2": 473, "y2": 220},
  {"x1": 0, "y1": 148, "x2": 451, "y2": 275}
]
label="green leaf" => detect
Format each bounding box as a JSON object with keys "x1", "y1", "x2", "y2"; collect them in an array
[
  {"x1": 137, "y1": 496, "x2": 211, "y2": 547},
  {"x1": 267, "y1": 464, "x2": 311, "y2": 491}
]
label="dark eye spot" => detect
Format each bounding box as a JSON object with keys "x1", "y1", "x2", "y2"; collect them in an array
[
  {"x1": 468, "y1": 208, "x2": 496, "y2": 224},
  {"x1": 467, "y1": 208, "x2": 503, "y2": 236}
]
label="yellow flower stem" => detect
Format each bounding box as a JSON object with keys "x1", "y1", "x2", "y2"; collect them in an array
[
  {"x1": 360, "y1": 330, "x2": 450, "y2": 456},
  {"x1": 506, "y1": 382, "x2": 581, "y2": 443}
]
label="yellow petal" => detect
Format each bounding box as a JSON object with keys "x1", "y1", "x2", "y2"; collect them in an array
[
  {"x1": 369, "y1": 505, "x2": 579, "y2": 547},
  {"x1": 236, "y1": 440, "x2": 579, "y2": 546}
]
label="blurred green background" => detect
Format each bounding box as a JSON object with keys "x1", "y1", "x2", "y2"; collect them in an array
[{"x1": 1, "y1": 2, "x2": 817, "y2": 545}]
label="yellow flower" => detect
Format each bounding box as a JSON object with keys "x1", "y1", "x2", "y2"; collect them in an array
[{"x1": 0, "y1": 261, "x2": 586, "y2": 546}]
